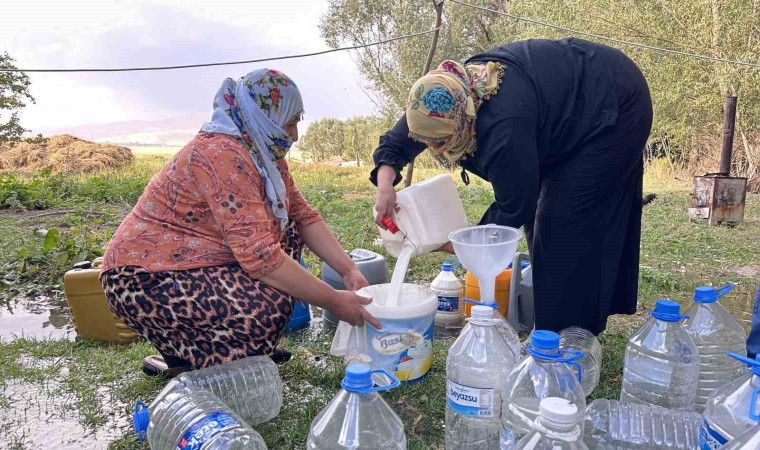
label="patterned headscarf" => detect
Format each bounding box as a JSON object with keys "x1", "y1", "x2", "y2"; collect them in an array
[
  {"x1": 406, "y1": 60, "x2": 504, "y2": 164},
  {"x1": 200, "y1": 69, "x2": 303, "y2": 230}
]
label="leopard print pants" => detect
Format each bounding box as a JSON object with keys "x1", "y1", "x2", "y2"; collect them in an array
[{"x1": 100, "y1": 222, "x2": 302, "y2": 369}]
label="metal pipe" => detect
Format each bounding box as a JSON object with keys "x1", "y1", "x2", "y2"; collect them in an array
[
  {"x1": 404, "y1": 0, "x2": 444, "y2": 188},
  {"x1": 719, "y1": 95, "x2": 737, "y2": 176}
]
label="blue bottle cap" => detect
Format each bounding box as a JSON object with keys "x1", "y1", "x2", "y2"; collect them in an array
[
  {"x1": 132, "y1": 401, "x2": 150, "y2": 441},
  {"x1": 442, "y1": 263, "x2": 453, "y2": 272},
  {"x1": 342, "y1": 364, "x2": 373, "y2": 391},
  {"x1": 651, "y1": 299, "x2": 688, "y2": 322},
  {"x1": 694, "y1": 284, "x2": 733, "y2": 303},
  {"x1": 530, "y1": 330, "x2": 560, "y2": 352}
]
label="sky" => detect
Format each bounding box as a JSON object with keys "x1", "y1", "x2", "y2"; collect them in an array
[{"x1": 1, "y1": 0, "x2": 377, "y2": 134}]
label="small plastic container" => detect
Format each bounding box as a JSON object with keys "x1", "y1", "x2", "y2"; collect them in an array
[
  {"x1": 432, "y1": 259, "x2": 464, "y2": 336},
  {"x1": 286, "y1": 258, "x2": 311, "y2": 332},
  {"x1": 307, "y1": 364, "x2": 405, "y2": 449},
  {"x1": 377, "y1": 174, "x2": 468, "y2": 257}
]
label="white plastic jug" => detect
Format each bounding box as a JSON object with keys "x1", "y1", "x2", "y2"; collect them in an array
[{"x1": 377, "y1": 174, "x2": 468, "y2": 257}]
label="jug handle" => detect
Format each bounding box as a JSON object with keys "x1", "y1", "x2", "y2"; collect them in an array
[
  {"x1": 343, "y1": 368, "x2": 400, "y2": 393},
  {"x1": 715, "y1": 284, "x2": 734, "y2": 300},
  {"x1": 557, "y1": 349, "x2": 584, "y2": 384},
  {"x1": 443, "y1": 257, "x2": 461, "y2": 270}
]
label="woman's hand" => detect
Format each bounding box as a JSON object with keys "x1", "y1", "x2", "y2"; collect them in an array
[
  {"x1": 375, "y1": 164, "x2": 399, "y2": 229},
  {"x1": 329, "y1": 290, "x2": 382, "y2": 328},
  {"x1": 343, "y1": 267, "x2": 369, "y2": 291}
]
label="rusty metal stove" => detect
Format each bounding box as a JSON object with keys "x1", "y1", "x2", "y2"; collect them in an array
[{"x1": 688, "y1": 95, "x2": 748, "y2": 226}]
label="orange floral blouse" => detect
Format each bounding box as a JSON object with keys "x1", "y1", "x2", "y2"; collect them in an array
[{"x1": 102, "y1": 133, "x2": 322, "y2": 278}]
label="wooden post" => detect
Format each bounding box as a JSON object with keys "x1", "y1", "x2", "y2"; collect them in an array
[{"x1": 403, "y1": 0, "x2": 444, "y2": 188}]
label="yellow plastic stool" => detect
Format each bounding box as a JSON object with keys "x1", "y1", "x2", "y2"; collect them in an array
[{"x1": 63, "y1": 258, "x2": 140, "y2": 343}]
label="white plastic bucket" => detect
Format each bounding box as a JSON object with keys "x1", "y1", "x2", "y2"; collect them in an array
[{"x1": 330, "y1": 283, "x2": 438, "y2": 384}]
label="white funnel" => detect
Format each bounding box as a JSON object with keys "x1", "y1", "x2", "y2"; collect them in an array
[{"x1": 448, "y1": 225, "x2": 523, "y2": 303}]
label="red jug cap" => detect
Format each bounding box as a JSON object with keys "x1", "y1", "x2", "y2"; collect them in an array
[{"x1": 381, "y1": 216, "x2": 399, "y2": 234}]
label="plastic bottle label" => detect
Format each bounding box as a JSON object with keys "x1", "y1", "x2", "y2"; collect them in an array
[
  {"x1": 698, "y1": 420, "x2": 728, "y2": 450},
  {"x1": 437, "y1": 296, "x2": 459, "y2": 312},
  {"x1": 446, "y1": 378, "x2": 494, "y2": 417},
  {"x1": 176, "y1": 411, "x2": 239, "y2": 450}
]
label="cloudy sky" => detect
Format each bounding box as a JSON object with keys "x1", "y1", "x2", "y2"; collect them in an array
[{"x1": 2, "y1": 0, "x2": 377, "y2": 134}]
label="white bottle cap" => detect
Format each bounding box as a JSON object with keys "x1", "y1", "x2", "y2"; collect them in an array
[
  {"x1": 538, "y1": 397, "x2": 578, "y2": 432},
  {"x1": 471, "y1": 305, "x2": 494, "y2": 320}
]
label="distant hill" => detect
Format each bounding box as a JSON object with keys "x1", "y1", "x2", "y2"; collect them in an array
[
  {"x1": 35, "y1": 113, "x2": 208, "y2": 143},
  {"x1": 35, "y1": 114, "x2": 315, "y2": 149}
]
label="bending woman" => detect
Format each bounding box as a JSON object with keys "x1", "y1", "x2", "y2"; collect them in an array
[
  {"x1": 372, "y1": 38, "x2": 653, "y2": 334},
  {"x1": 101, "y1": 69, "x2": 379, "y2": 377}
]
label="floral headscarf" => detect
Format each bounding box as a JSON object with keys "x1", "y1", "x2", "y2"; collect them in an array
[
  {"x1": 200, "y1": 69, "x2": 303, "y2": 230},
  {"x1": 406, "y1": 60, "x2": 504, "y2": 164}
]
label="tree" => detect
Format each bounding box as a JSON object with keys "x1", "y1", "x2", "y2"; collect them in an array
[{"x1": 0, "y1": 52, "x2": 35, "y2": 146}]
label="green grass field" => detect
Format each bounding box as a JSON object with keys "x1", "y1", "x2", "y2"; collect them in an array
[{"x1": 0, "y1": 157, "x2": 758, "y2": 449}]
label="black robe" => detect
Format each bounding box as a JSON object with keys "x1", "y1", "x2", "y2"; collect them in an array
[{"x1": 370, "y1": 38, "x2": 653, "y2": 334}]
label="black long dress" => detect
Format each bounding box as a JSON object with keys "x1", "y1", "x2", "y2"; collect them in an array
[{"x1": 370, "y1": 38, "x2": 653, "y2": 334}]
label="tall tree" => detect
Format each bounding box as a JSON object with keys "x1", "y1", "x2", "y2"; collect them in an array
[{"x1": 0, "y1": 53, "x2": 35, "y2": 146}]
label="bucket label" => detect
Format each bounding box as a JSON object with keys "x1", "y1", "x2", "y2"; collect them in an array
[
  {"x1": 365, "y1": 317, "x2": 434, "y2": 384},
  {"x1": 437, "y1": 296, "x2": 459, "y2": 312},
  {"x1": 372, "y1": 330, "x2": 423, "y2": 355},
  {"x1": 699, "y1": 420, "x2": 728, "y2": 450},
  {"x1": 446, "y1": 378, "x2": 494, "y2": 417},
  {"x1": 176, "y1": 411, "x2": 238, "y2": 450}
]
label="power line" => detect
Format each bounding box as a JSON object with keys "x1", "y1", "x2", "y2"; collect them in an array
[
  {"x1": 448, "y1": 0, "x2": 760, "y2": 69},
  {"x1": 0, "y1": 26, "x2": 442, "y2": 73}
]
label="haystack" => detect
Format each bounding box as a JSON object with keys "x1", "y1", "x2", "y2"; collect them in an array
[{"x1": 0, "y1": 135, "x2": 134, "y2": 174}]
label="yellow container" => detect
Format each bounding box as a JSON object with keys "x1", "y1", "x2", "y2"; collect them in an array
[
  {"x1": 464, "y1": 270, "x2": 511, "y2": 319},
  {"x1": 63, "y1": 258, "x2": 140, "y2": 343}
]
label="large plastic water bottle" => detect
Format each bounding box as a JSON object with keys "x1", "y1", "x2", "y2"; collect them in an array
[
  {"x1": 718, "y1": 425, "x2": 760, "y2": 449},
  {"x1": 446, "y1": 304, "x2": 519, "y2": 449},
  {"x1": 460, "y1": 300, "x2": 521, "y2": 358},
  {"x1": 583, "y1": 399, "x2": 703, "y2": 449},
  {"x1": 133, "y1": 379, "x2": 267, "y2": 450},
  {"x1": 620, "y1": 299, "x2": 700, "y2": 410},
  {"x1": 684, "y1": 284, "x2": 747, "y2": 412},
  {"x1": 432, "y1": 260, "x2": 464, "y2": 337},
  {"x1": 701, "y1": 353, "x2": 760, "y2": 449},
  {"x1": 178, "y1": 355, "x2": 282, "y2": 426},
  {"x1": 501, "y1": 330, "x2": 586, "y2": 447},
  {"x1": 513, "y1": 397, "x2": 587, "y2": 450},
  {"x1": 307, "y1": 364, "x2": 405, "y2": 449}
]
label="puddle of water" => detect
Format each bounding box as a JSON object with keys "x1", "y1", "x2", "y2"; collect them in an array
[
  {"x1": 0, "y1": 377, "x2": 128, "y2": 449},
  {"x1": 0, "y1": 293, "x2": 75, "y2": 340}
]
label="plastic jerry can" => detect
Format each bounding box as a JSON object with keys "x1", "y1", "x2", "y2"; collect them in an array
[
  {"x1": 322, "y1": 249, "x2": 390, "y2": 328},
  {"x1": 63, "y1": 258, "x2": 140, "y2": 343},
  {"x1": 377, "y1": 174, "x2": 468, "y2": 257},
  {"x1": 507, "y1": 252, "x2": 535, "y2": 332}
]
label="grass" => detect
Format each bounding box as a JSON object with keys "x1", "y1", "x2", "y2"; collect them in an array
[{"x1": 0, "y1": 157, "x2": 758, "y2": 449}]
